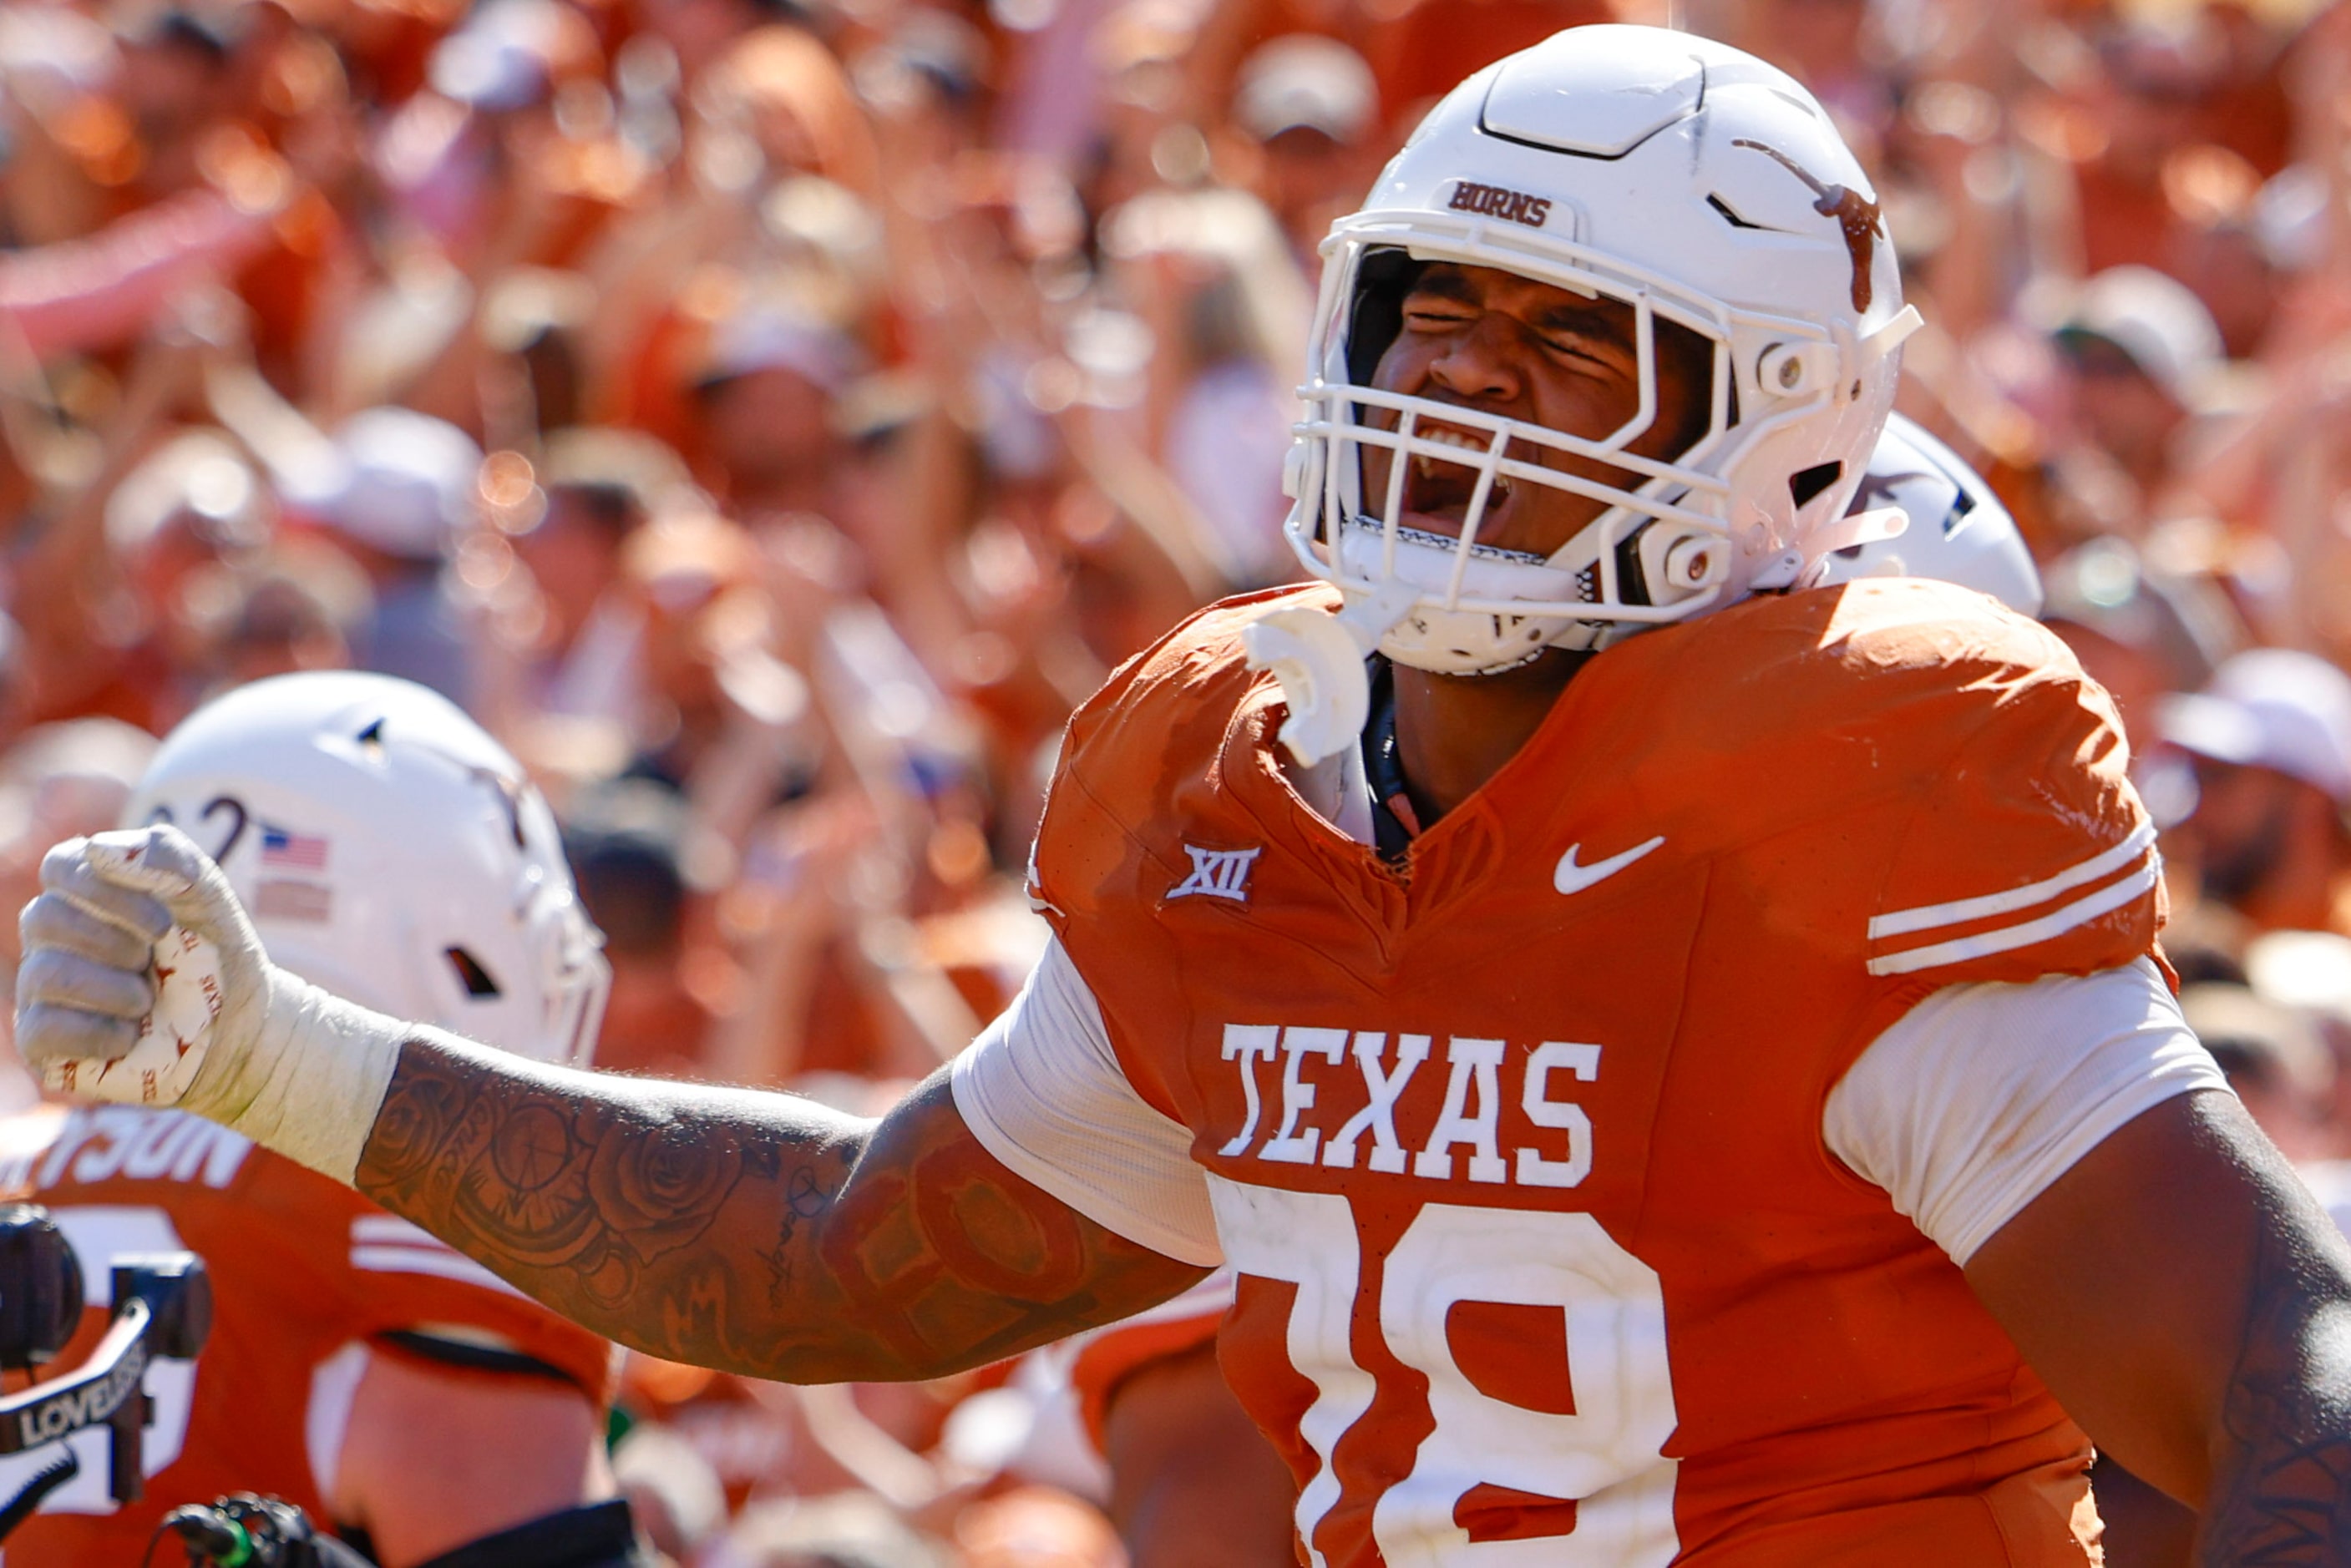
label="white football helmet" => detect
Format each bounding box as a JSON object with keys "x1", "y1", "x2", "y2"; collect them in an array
[
  {"x1": 1813, "y1": 413, "x2": 2043, "y2": 617},
  {"x1": 124, "y1": 672, "x2": 609, "y2": 1065},
  {"x1": 1252, "y1": 26, "x2": 1922, "y2": 758}
]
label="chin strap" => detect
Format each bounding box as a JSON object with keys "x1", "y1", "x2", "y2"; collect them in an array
[
  {"x1": 1751, "y1": 506, "x2": 1908, "y2": 593},
  {"x1": 1243, "y1": 579, "x2": 1418, "y2": 766},
  {"x1": 1809, "y1": 504, "x2": 1908, "y2": 557}
]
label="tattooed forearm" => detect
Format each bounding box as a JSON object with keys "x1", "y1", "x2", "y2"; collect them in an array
[
  {"x1": 2196, "y1": 1220, "x2": 2351, "y2": 1565},
  {"x1": 354, "y1": 1037, "x2": 1206, "y2": 1381}
]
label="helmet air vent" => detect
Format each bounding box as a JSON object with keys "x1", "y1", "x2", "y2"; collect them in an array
[
  {"x1": 1706, "y1": 194, "x2": 1771, "y2": 231},
  {"x1": 357, "y1": 719, "x2": 387, "y2": 755},
  {"x1": 446, "y1": 947, "x2": 502, "y2": 999},
  {"x1": 1790, "y1": 461, "x2": 1843, "y2": 508}
]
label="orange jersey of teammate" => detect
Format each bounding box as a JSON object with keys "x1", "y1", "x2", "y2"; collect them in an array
[
  {"x1": 1067, "y1": 1271, "x2": 1235, "y2": 1451},
  {"x1": 0, "y1": 1103, "x2": 616, "y2": 1560},
  {"x1": 1024, "y1": 578, "x2": 2169, "y2": 1568}
]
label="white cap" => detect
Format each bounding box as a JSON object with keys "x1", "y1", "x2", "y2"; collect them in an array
[
  {"x1": 2161, "y1": 647, "x2": 2351, "y2": 803},
  {"x1": 1233, "y1": 35, "x2": 1376, "y2": 144},
  {"x1": 696, "y1": 304, "x2": 859, "y2": 392},
  {"x1": 0, "y1": 717, "x2": 158, "y2": 848},
  {"x1": 104, "y1": 429, "x2": 267, "y2": 554},
  {"x1": 2247, "y1": 928, "x2": 2351, "y2": 1024},
  {"x1": 291, "y1": 407, "x2": 483, "y2": 561},
  {"x1": 2180, "y1": 980, "x2": 2333, "y2": 1102},
  {"x1": 2256, "y1": 163, "x2": 2328, "y2": 273},
  {"x1": 427, "y1": 0, "x2": 586, "y2": 110},
  {"x1": 0, "y1": 7, "x2": 119, "y2": 108},
  {"x1": 2056, "y1": 265, "x2": 2224, "y2": 405}
]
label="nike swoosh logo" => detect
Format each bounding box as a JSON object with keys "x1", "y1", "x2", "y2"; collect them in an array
[{"x1": 1553, "y1": 835, "x2": 1667, "y2": 896}]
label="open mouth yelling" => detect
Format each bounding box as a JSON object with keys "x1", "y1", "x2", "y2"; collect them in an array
[{"x1": 1385, "y1": 422, "x2": 1514, "y2": 544}]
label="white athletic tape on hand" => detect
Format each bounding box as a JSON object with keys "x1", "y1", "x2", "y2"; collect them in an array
[
  {"x1": 40, "y1": 923, "x2": 221, "y2": 1107},
  {"x1": 33, "y1": 827, "x2": 410, "y2": 1185},
  {"x1": 185, "y1": 973, "x2": 409, "y2": 1185}
]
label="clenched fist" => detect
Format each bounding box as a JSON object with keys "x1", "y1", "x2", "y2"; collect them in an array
[
  {"x1": 16, "y1": 824, "x2": 412, "y2": 1184},
  {"x1": 17, "y1": 826, "x2": 267, "y2": 1105}
]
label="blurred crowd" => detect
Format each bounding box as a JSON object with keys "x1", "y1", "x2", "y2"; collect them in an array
[{"x1": 7, "y1": 0, "x2": 2351, "y2": 1559}]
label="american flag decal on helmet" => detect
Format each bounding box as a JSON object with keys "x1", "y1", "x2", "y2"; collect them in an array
[{"x1": 260, "y1": 827, "x2": 329, "y2": 870}]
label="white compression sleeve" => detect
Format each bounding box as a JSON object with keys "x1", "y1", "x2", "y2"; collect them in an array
[
  {"x1": 951, "y1": 938, "x2": 1222, "y2": 1267},
  {"x1": 1824, "y1": 958, "x2": 2229, "y2": 1265}
]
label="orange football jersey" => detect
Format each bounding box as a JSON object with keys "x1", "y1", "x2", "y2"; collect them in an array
[
  {"x1": 0, "y1": 1104, "x2": 616, "y2": 1562},
  {"x1": 1030, "y1": 578, "x2": 2161, "y2": 1568}
]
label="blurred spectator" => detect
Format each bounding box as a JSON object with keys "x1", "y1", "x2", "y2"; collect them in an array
[
  {"x1": 2053, "y1": 266, "x2": 2223, "y2": 508},
  {"x1": 2247, "y1": 928, "x2": 2351, "y2": 1158},
  {"x1": 1229, "y1": 35, "x2": 1377, "y2": 266},
  {"x1": 713, "y1": 1493, "x2": 944, "y2": 1568},
  {"x1": 2161, "y1": 648, "x2": 2351, "y2": 936},
  {"x1": 512, "y1": 425, "x2": 687, "y2": 729},
  {"x1": 954, "y1": 1486, "x2": 1123, "y2": 1568},
  {"x1": 1101, "y1": 186, "x2": 1304, "y2": 582},
  {"x1": 2183, "y1": 980, "x2": 2336, "y2": 1161},
  {"x1": 619, "y1": 503, "x2": 769, "y2": 784},
  {"x1": 612, "y1": 1422, "x2": 731, "y2": 1565},
  {"x1": 2070, "y1": 16, "x2": 2230, "y2": 281},
  {"x1": 565, "y1": 778, "x2": 718, "y2": 1078},
  {"x1": 2040, "y1": 535, "x2": 2234, "y2": 754},
  {"x1": 688, "y1": 301, "x2": 859, "y2": 515},
  {"x1": 114, "y1": 7, "x2": 247, "y2": 204},
  {"x1": 184, "y1": 537, "x2": 371, "y2": 689},
  {"x1": 0, "y1": 716, "x2": 156, "y2": 1103},
  {"x1": 294, "y1": 406, "x2": 483, "y2": 702},
  {"x1": 95, "y1": 426, "x2": 275, "y2": 720}
]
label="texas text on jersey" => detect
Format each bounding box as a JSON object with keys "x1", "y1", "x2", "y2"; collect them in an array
[
  {"x1": 1023, "y1": 578, "x2": 2164, "y2": 1566},
  {"x1": 0, "y1": 1103, "x2": 616, "y2": 1560}
]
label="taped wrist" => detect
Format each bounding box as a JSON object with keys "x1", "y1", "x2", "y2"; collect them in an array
[{"x1": 180, "y1": 969, "x2": 410, "y2": 1186}]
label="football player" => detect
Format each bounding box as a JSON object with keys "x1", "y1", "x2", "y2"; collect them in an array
[
  {"x1": 1059, "y1": 411, "x2": 2051, "y2": 1568},
  {"x1": 22, "y1": 26, "x2": 2351, "y2": 1565},
  {"x1": 0, "y1": 673, "x2": 634, "y2": 1567}
]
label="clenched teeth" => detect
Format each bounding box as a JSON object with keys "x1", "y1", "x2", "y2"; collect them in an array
[
  {"x1": 1409, "y1": 436, "x2": 1513, "y2": 497},
  {"x1": 1418, "y1": 427, "x2": 1490, "y2": 454}
]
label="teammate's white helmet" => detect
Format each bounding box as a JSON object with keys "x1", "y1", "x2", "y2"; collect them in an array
[
  {"x1": 1813, "y1": 413, "x2": 2043, "y2": 617},
  {"x1": 1280, "y1": 24, "x2": 1920, "y2": 675},
  {"x1": 124, "y1": 673, "x2": 609, "y2": 1065}
]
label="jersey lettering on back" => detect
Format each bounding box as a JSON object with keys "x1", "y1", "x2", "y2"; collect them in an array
[
  {"x1": 0, "y1": 1105, "x2": 251, "y2": 1194},
  {"x1": 0, "y1": 1105, "x2": 614, "y2": 1559}
]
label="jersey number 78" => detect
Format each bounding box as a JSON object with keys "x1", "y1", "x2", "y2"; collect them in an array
[{"x1": 1205, "y1": 1177, "x2": 1680, "y2": 1567}]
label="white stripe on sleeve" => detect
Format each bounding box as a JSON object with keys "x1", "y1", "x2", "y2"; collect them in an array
[
  {"x1": 1864, "y1": 852, "x2": 2161, "y2": 976},
  {"x1": 951, "y1": 938, "x2": 1223, "y2": 1267},
  {"x1": 1868, "y1": 822, "x2": 2157, "y2": 939},
  {"x1": 348, "y1": 1213, "x2": 529, "y2": 1298},
  {"x1": 1824, "y1": 958, "x2": 2230, "y2": 1265}
]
